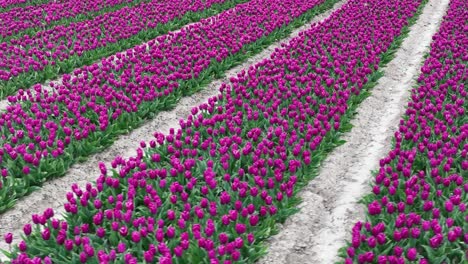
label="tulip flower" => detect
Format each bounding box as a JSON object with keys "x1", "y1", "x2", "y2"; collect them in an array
[{"x1": 4, "y1": 232, "x2": 12, "y2": 244}]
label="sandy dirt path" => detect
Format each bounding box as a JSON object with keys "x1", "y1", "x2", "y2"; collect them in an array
[
  {"x1": 0, "y1": 0, "x2": 347, "y2": 260},
  {"x1": 257, "y1": 0, "x2": 450, "y2": 263}
]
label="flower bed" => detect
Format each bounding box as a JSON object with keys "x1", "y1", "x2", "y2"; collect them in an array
[
  {"x1": 1, "y1": 0, "x2": 428, "y2": 262},
  {"x1": 0, "y1": 0, "x2": 149, "y2": 41},
  {"x1": 340, "y1": 0, "x2": 468, "y2": 263},
  {"x1": 0, "y1": 0, "x2": 339, "y2": 213},
  {"x1": 0, "y1": 0, "x2": 251, "y2": 99},
  {"x1": 0, "y1": 0, "x2": 50, "y2": 10}
]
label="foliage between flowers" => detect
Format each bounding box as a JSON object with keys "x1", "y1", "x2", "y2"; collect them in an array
[
  {"x1": 339, "y1": 0, "x2": 468, "y2": 263},
  {"x1": 2, "y1": 0, "x2": 428, "y2": 262},
  {"x1": 0, "y1": 0, "x2": 152, "y2": 43},
  {"x1": 0, "y1": 0, "x2": 253, "y2": 99},
  {"x1": 0, "y1": 0, "x2": 342, "y2": 213}
]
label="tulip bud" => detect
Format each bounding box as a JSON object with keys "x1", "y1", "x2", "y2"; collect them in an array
[
  {"x1": 4, "y1": 233, "x2": 12, "y2": 244},
  {"x1": 407, "y1": 248, "x2": 417, "y2": 260}
]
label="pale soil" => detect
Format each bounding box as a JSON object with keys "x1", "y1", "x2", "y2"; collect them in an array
[
  {"x1": 257, "y1": 0, "x2": 450, "y2": 263},
  {"x1": 0, "y1": 0, "x2": 347, "y2": 260}
]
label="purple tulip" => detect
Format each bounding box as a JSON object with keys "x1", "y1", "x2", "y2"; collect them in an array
[
  {"x1": 131, "y1": 231, "x2": 140, "y2": 243},
  {"x1": 18, "y1": 240, "x2": 27, "y2": 252},
  {"x1": 41, "y1": 228, "x2": 50, "y2": 241},
  {"x1": 117, "y1": 242, "x2": 126, "y2": 253},
  {"x1": 234, "y1": 223, "x2": 246, "y2": 235},
  {"x1": 407, "y1": 248, "x2": 417, "y2": 261},
  {"x1": 4, "y1": 232, "x2": 12, "y2": 244}
]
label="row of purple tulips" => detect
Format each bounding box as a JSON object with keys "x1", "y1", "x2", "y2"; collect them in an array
[
  {"x1": 0, "y1": 0, "x2": 337, "y2": 212},
  {"x1": 0, "y1": 0, "x2": 228, "y2": 80},
  {"x1": 0, "y1": 0, "x2": 253, "y2": 99},
  {"x1": 342, "y1": 0, "x2": 468, "y2": 262},
  {"x1": 0, "y1": 0, "x2": 146, "y2": 39},
  {"x1": 0, "y1": 0, "x2": 48, "y2": 10}
]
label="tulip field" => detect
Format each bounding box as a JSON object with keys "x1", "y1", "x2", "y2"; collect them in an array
[
  {"x1": 0, "y1": 0, "x2": 466, "y2": 262},
  {"x1": 342, "y1": 0, "x2": 468, "y2": 262}
]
